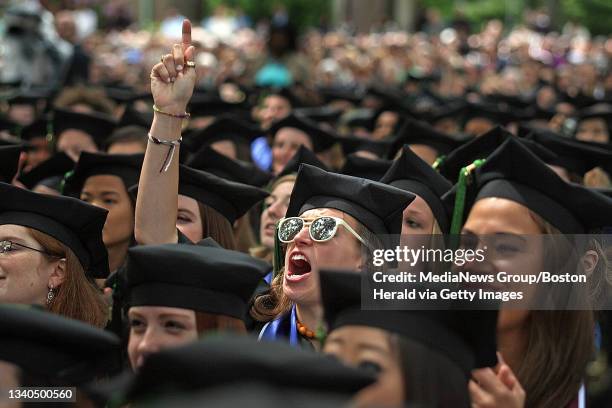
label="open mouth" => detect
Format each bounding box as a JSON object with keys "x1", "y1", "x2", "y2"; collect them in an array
[
  {"x1": 286, "y1": 252, "x2": 312, "y2": 280},
  {"x1": 264, "y1": 223, "x2": 276, "y2": 236}
]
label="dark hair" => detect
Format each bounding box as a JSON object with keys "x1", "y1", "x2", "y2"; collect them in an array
[
  {"x1": 103, "y1": 125, "x2": 148, "y2": 152},
  {"x1": 197, "y1": 202, "x2": 237, "y2": 250},
  {"x1": 394, "y1": 334, "x2": 470, "y2": 407}
]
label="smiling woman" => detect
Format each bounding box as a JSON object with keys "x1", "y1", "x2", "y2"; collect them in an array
[
  {"x1": 0, "y1": 182, "x2": 109, "y2": 328},
  {"x1": 252, "y1": 164, "x2": 415, "y2": 348},
  {"x1": 122, "y1": 242, "x2": 268, "y2": 370}
]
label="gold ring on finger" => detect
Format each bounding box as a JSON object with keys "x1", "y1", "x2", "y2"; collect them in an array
[{"x1": 185, "y1": 61, "x2": 195, "y2": 68}]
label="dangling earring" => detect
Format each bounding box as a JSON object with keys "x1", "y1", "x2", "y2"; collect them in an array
[{"x1": 46, "y1": 285, "x2": 56, "y2": 306}]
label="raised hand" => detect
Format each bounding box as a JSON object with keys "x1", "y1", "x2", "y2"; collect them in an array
[
  {"x1": 150, "y1": 19, "x2": 197, "y2": 114},
  {"x1": 469, "y1": 356, "x2": 525, "y2": 408}
]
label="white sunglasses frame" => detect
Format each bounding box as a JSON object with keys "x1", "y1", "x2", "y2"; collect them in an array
[{"x1": 277, "y1": 216, "x2": 369, "y2": 247}]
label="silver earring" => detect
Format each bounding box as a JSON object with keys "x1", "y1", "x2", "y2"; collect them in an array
[{"x1": 46, "y1": 285, "x2": 56, "y2": 306}]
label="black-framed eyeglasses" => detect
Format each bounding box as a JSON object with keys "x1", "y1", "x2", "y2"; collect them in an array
[{"x1": 0, "y1": 240, "x2": 61, "y2": 258}]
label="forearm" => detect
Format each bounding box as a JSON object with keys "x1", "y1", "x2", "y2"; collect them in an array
[{"x1": 134, "y1": 113, "x2": 183, "y2": 245}]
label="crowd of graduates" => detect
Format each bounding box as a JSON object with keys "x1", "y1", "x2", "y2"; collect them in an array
[{"x1": 1, "y1": 3, "x2": 612, "y2": 408}]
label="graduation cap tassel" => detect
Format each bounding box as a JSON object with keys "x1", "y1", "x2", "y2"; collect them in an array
[
  {"x1": 432, "y1": 155, "x2": 445, "y2": 171},
  {"x1": 272, "y1": 222, "x2": 284, "y2": 278},
  {"x1": 450, "y1": 159, "x2": 486, "y2": 235}
]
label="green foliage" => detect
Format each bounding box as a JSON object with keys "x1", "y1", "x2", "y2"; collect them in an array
[
  {"x1": 420, "y1": 0, "x2": 611, "y2": 35},
  {"x1": 202, "y1": 0, "x2": 331, "y2": 31}
]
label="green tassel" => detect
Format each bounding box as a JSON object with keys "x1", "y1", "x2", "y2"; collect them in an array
[
  {"x1": 450, "y1": 159, "x2": 486, "y2": 235},
  {"x1": 315, "y1": 322, "x2": 327, "y2": 344},
  {"x1": 272, "y1": 222, "x2": 284, "y2": 278},
  {"x1": 59, "y1": 170, "x2": 74, "y2": 195},
  {"x1": 432, "y1": 155, "x2": 445, "y2": 171}
]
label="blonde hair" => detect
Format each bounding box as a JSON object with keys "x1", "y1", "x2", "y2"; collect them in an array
[
  {"x1": 29, "y1": 229, "x2": 109, "y2": 328},
  {"x1": 249, "y1": 174, "x2": 297, "y2": 262},
  {"x1": 250, "y1": 217, "x2": 383, "y2": 323}
]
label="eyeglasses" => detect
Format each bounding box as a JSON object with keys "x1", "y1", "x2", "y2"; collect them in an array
[
  {"x1": 0, "y1": 240, "x2": 60, "y2": 258},
  {"x1": 277, "y1": 216, "x2": 369, "y2": 247}
]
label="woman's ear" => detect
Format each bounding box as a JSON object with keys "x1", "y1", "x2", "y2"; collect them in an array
[
  {"x1": 48, "y1": 258, "x2": 67, "y2": 289},
  {"x1": 581, "y1": 250, "x2": 599, "y2": 277}
]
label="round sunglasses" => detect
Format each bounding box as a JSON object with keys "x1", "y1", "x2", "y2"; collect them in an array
[{"x1": 277, "y1": 216, "x2": 369, "y2": 247}]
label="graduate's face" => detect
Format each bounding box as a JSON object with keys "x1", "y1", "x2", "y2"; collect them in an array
[
  {"x1": 127, "y1": 306, "x2": 198, "y2": 370},
  {"x1": 56, "y1": 130, "x2": 99, "y2": 162},
  {"x1": 407, "y1": 144, "x2": 438, "y2": 165},
  {"x1": 462, "y1": 197, "x2": 545, "y2": 334},
  {"x1": 324, "y1": 326, "x2": 405, "y2": 407},
  {"x1": 176, "y1": 195, "x2": 203, "y2": 243},
  {"x1": 272, "y1": 128, "x2": 314, "y2": 174},
  {"x1": 210, "y1": 139, "x2": 237, "y2": 160},
  {"x1": 0, "y1": 225, "x2": 65, "y2": 305},
  {"x1": 81, "y1": 175, "x2": 134, "y2": 249},
  {"x1": 464, "y1": 118, "x2": 495, "y2": 138},
  {"x1": 575, "y1": 118, "x2": 609, "y2": 144},
  {"x1": 260, "y1": 180, "x2": 294, "y2": 249},
  {"x1": 401, "y1": 195, "x2": 435, "y2": 235},
  {"x1": 107, "y1": 141, "x2": 147, "y2": 155},
  {"x1": 283, "y1": 208, "x2": 363, "y2": 306},
  {"x1": 373, "y1": 111, "x2": 399, "y2": 140},
  {"x1": 260, "y1": 95, "x2": 291, "y2": 130}
]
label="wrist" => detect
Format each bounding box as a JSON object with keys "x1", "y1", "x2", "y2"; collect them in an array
[{"x1": 153, "y1": 103, "x2": 188, "y2": 116}]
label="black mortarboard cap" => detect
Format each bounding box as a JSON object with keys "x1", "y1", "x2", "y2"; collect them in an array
[
  {"x1": 339, "y1": 154, "x2": 392, "y2": 181},
  {"x1": 63, "y1": 152, "x2": 144, "y2": 197},
  {"x1": 428, "y1": 102, "x2": 467, "y2": 124},
  {"x1": 317, "y1": 87, "x2": 363, "y2": 105},
  {"x1": 183, "y1": 115, "x2": 263, "y2": 153},
  {"x1": 188, "y1": 93, "x2": 249, "y2": 119},
  {"x1": 320, "y1": 270, "x2": 498, "y2": 377},
  {"x1": 178, "y1": 166, "x2": 268, "y2": 224},
  {"x1": 0, "y1": 182, "x2": 109, "y2": 277},
  {"x1": 268, "y1": 114, "x2": 337, "y2": 152},
  {"x1": 0, "y1": 115, "x2": 19, "y2": 135},
  {"x1": 380, "y1": 146, "x2": 453, "y2": 232},
  {"x1": 340, "y1": 108, "x2": 376, "y2": 131},
  {"x1": 462, "y1": 102, "x2": 514, "y2": 129},
  {"x1": 444, "y1": 138, "x2": 612, "y2": 233},
  {"x1": 187, "y1": 146, "x2": 272, "y2": 187},
  {"x1": 338, "y1": 136, "x2": 392, "y2": 158},
  {"x1": 438, "y1": 126, "x2": 512, "y2": 183},
  {"x1": 122, "y1": 335, "x2": 375, "y2": 402},
  {"x1": 52, "y1": 108, "x2": 117, "y2": 149},
  {"x1": 20, "y1": 117, "x2": 50, "y2": 141},
  {"x1": 0, "y1": 305, "x2": 120, "y2": 384},
  {"x1": 118, "y1": 104, "x2": 153, "y2": 128},
  {"x1": 518, "y1": 126, "x2": 612, "y2": 178},
  {"x1": 275, "y1": 145, "x2": 329, "y2": 179},
  {"x1": 18, "y1": 152, "x2": 75, "y2": 190},
  {"x1": 294, "y1": 106, "x2": 343, "y2": 125},
  {"x1": 0, "y1": 145, "x2": 21, "y2": 182},
  {"x1": 578, "y1": 104, "x2": 612, "y2": 123},
  {"x1": 124, "y1": 243, "x2": 269, "y2": 319},
  {"x1": 286, "y1": 164, "x2": 415, "y2": 248},
  {"x1": 388, "y1": 118, "x2": 463, "y2": 159}
]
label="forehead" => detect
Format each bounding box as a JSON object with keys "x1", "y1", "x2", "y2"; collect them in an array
[
  {"x1": 464, "y1": 197, "x2": 542, "y2": 234},
  {"x1": 82, "y1": 174, "x2": 126, "y2": 191},
  {"x1": 300, "y1": 208, "x2": 346, "y2": 219},
  {"x1": 276, "y1": 127, "x2": 311, "y2": 144},
  {"x1": 271, "y1": 180, "x2": 295, "y2": 196},
  {"x1": 128, "y1": 305, "x2": 195, "y2": 319},
  {"x1": 0, "y1": 224, "x2": 33, "y2": 240}
]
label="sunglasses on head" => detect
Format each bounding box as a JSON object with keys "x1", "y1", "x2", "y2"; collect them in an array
[{"x1": 277, "y1": 216, "x2": 369, "y2": 247}]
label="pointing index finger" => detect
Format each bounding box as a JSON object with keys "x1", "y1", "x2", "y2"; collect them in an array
[{"x1": 182, "y1": 19, "x2": 192, "y2": 49}]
